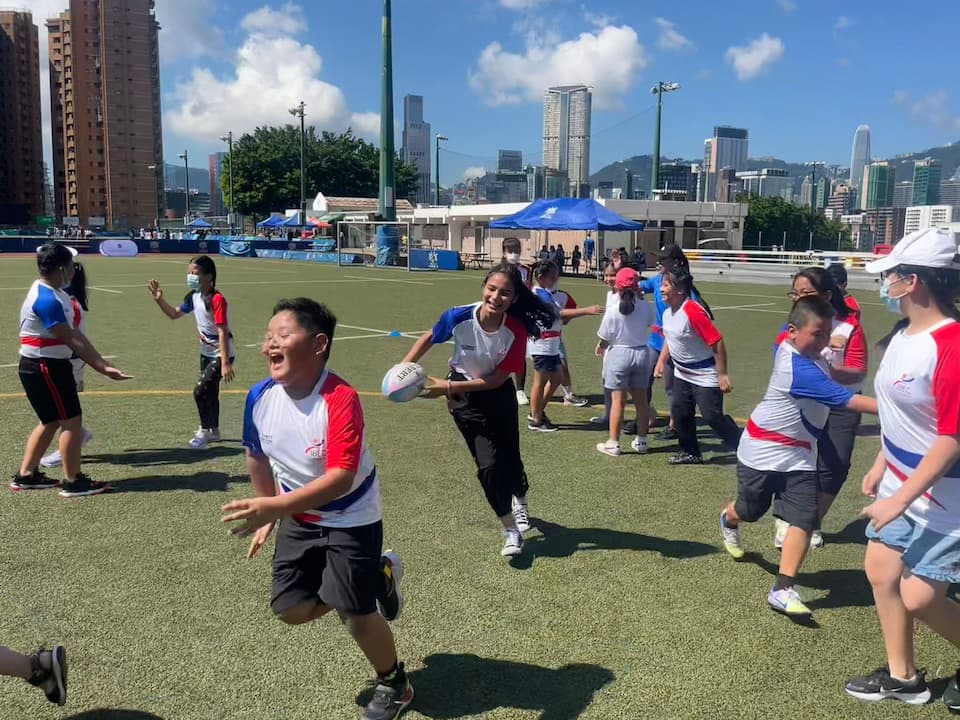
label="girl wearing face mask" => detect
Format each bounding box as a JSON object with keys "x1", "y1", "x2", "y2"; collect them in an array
[
  {"x1": 147, "y1": 255, "x2": 236, "y2": 448},
  {"x1": 845, "y1": 228, "x2": 960, "y2": 711}
]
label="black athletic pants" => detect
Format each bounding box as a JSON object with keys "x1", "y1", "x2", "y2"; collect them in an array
[
  {"x1": 195, "y1": 355, "x2": 227, "y2": 430},
  {"x1": 671, "y1": 377, "x2": 741, "y2": 458},
  {"x1": 817, "y1": 406, "x2": 862, "y2": 497},
  {"x1": 449, "y1": 376, "x2": 529, "y2": 518}
]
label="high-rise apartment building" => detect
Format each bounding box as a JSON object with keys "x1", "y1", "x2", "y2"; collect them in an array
[
  {"x1": 861, "y1": 160, "x2": 895, "y2": 210},
  {"x1": 904, "y1": 204, "x2": 959, "y2": 234},
  {"x1": 702, "y1": 127, "x2": 748, "y2": 202},
  {"x1": 543, "y1": 85, "x2": 592, "y2": 198},
  {"x1": 849, "y1": 124, "x2": 871, "y2": 192},
  {"x1": 827, "y1": 182, "x2": 854, "y2": 216},
  {"x1": 911, "y1": 158, "x2": 941, "y2": 206},
  {"x1": 498, "y1": 150, "x2": 523, "y2": 173},
  {"x1": 0, "y1": 10, "x2": 44, "y2": 223},
  {"x1": 47, "y1": 0, "x2": 163, "y2": 229},
  {"x1": 893, "y1": 180, "x2": 914, "y2": 208},
  {"x1": 941, "y1": 179, "x2": 960, "y2": 207},
  {"x1": 401, "y1": 94, "x2": 431, "y2": 205},
  {"x1": 736, "y1": 168, "x2": 792, "y2": 199},
  {"x1": 656, "y1": 162, "x2": 695, "y2": 200},
  {"x1": 208, "y1": 152, "x2": 226, "y2": 216}
]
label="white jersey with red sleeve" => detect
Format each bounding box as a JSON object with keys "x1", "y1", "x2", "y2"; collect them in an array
[
  {"x1": 738, "y1": 342, "x2": 854, "y2": 472},
  {"x1": 875, "y1": 319, "x2": 960, "y2": 536},
  {"x1": 661, "y1": 299, "x2": 722, "y2": 387},
  {"x1": 18, "y1": 280, "x2": 74, "y2": 359},
  {"x1": 525, "y1": 287, "x2": 562, "y2": 356},
  {"x1": 775, "y1": 316, "x2": 868, "y2": 392},
  {"x1": 430, "y1": 302, "x2": 527, "y2": 380},
  {"x1": 242, "y1": 369, "x2": 381, "y2": 529},
  {"x1": 178, "y1": 290, "x2": 236, "y2": 359}
]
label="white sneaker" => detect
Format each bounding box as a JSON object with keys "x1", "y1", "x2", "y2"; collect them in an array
[
  {"x1": 774, "y1": 517, "x2": 788, "y2": 549},
  {"x1": 188, "y1": 428, "x2": 221, "y2": 449},
  {"x1": 810, "y1": 530, "x2": 824, "y2": 549},
  {"x1": 596, "y1": 439, "x2": 621, "y2": 457},
  {"x1": 631, "y1": 436, "x2": 649, "y2": 454},
  {"x1": 40, "y1": 429, "x2": 93, "y2": 468},
  {"x1": 589, "y1": 415, "x2": 609, "y2": 425},
  {"x1": 511, "y1": 497, "x2": 531, "y2": 533},
  {"x1": 516, "y1": 390, "x2": 529, "y2": 406},
  {"x1": 501, "y1": 528, "x2": 523, "y2": 557}
]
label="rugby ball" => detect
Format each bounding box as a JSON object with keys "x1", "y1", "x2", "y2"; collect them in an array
[{"x1": 382, "y1": 362, "x2": 427, "y2": 402}]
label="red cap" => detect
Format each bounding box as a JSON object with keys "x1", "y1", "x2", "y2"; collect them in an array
[{"x1": 615, "y1": 267, "x2": 639, "y2": 291}]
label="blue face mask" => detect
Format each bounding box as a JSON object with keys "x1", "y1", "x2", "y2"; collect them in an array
[
  {"x1": 187, "y1": 274, "x2": 201, "y2": 291},
  {"x1": 879, "y1": 281, "x2": 906, "y2": 314}
]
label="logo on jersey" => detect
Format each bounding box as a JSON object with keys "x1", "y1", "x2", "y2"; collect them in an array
[
  {"x1": 893, "y1": 373, "x2": 916, "y2": 394},
  {"x1": 304, "y1": 438, "x2": 325, "y2": 459}
]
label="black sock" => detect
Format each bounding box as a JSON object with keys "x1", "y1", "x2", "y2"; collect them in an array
[
  {"x1": 775, "y1": 573, "x2": 796, "y2": 591},
  {"x1": 378, "y1": 660, "x2": 399, "y2": 681}
]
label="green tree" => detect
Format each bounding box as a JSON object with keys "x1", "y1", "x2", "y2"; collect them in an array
[
  {"x1": 739, "y1": 194, "x2": 851, "y2": 251},
  {"x1": 221, "y1": 126, "x2": 418, "y2": 218}
]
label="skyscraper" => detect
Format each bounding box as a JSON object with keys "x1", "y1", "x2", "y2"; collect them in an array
[
  {"x1": 849, "y1": 125, "x2": 871, "y2": 192},
  {"x1": 699, "y1": 138, "x2": 713, "y2": 201},
  {"x1": 911, "y1": 158, "x2": 941, "y2": 206},
  {"x1": 401, "y1": 95, "x2": 431, "y2": 205},
  {"x1": 543, "y1": 85, "x2": 592, "y2": 197},
  {"x1": 47, "y1": 0, "x2": 163, "y2": 229},
  {"x1": 861, "y1": 160, "x2": 895, "y2": 210},
  {"x1": 498, "y1": 150, "x2": 523, "y2": 173},
  {"x1": 703, "y1": 127, "x2": 748, "y2": 201},
  {"x1": 941, "y1": 179, "x2": 960, "y2": 207},
  {"x1": 893, "y1": 180, "x2": 914, "y2": 208},
  {"x1": 0, "y1": 10, "x2": 44, "y2": 223}
]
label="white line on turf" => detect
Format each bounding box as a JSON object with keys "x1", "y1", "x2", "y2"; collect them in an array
[
  {"x1": 343, "y1": 275, "x2": 432, "y2": 286},
  {"x1": 90, "y1": 286, "x2": 124, "y2": 294},
  {"x1": 711, "y1": 302, "x2": 776, "y2": 311}
]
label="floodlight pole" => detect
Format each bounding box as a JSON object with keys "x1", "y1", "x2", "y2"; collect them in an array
[{"x1": 378, "y1": 0, "x2": 396, "y2": 222}]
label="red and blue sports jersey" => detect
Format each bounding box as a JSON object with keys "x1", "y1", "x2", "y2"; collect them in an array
[
  {"x1": 738, "y1": 342, "x2": 854, "y2": 472},
  {"x1": 431, "y1": 302, "x2": 527, "y2": 380},
  {"x1": 661, "y1": 298, "x2": 722, "y2": 387},
  {"x1": 875, "y1": 319, "x2": 960, "y2": 536},
  {"x1": 19, "y1": 280, "x2": 74, "y2": 359},
  {"x1": 242, "y1": 369, "x2": 381, "y2": 528},
  {"x1": 774, "y1": 316, "x2": 867, "y2": 392},
  {"x1": 179, "y1": 290, "x2": 235, "y2": 359}
]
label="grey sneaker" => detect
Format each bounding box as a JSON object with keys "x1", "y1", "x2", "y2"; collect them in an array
[
  {"x1": 844, "y1": 666, "x2": 931, "y2": 705},
  {"x1": 362, "y1": 663, "x2": 413, "y2": 719}
]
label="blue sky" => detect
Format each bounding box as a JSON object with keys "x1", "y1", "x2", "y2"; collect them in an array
[{"x1": 32, "y1": 0, "x2": 960, "y2": 185}]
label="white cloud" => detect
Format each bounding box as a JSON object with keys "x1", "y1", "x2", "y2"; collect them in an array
[
  {"x1": 165, "y1": 7, "x2": 377, "y2": 143},
  {"x1": 499, "y1": 0, "x2": 547, "y2": 8},
  {"x1": 240, "y1": 2, "x2": 306, "y2": 37},
  {"x1": 464, "y1": 166, "x2": 487, "y2": 181},
  {"x1": 776, "y1": 0, "x2": 797, "y2": 10},
  {"x1": 725, "y1": 33, "x2": 785, "y2": 81},
  {"x1": 834, "y1": 16, "x2": 852, "y2": 32},
  {"x1": 892, "y1": 90, "x2": 960, "y2": 131},
  {"x1": 156, "y1": 0, "x2": 226, "y2": 62},
  {"x1": 584, "y1": 10, "x2": 615, "y2": 28},
  {"x1": 469, "y1": 25, "x2": 649, "y2": 110},
  {"x1": 892, "y1": 89, "x2": 910, "y2": 104},
  {"x1": 653, "y1": 18, "x2": 694, "y2": 52},
  {"x1": 696, "y1": 68, "x2": 713, "y2": 80}
]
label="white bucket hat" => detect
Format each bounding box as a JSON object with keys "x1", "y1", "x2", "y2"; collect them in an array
[{"x1": 865, "y1": 227, "x2": 960, "y2": 274}]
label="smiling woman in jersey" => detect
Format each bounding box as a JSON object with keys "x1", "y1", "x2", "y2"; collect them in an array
[
  {"x1": 844, "y1": 227, "x2": 960, "y2": 710},
  {"x1": 146, "y1": 255, "x2": 235, "y2": 448},
  {"x1": 400, "y1": 263, "x2": 555, "y2": 558},
  {"x1": 13, "y1": 243, "x2": 131, "y2": 498}
]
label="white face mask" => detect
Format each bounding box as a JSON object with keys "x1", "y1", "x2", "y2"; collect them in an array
[
  {"x1": 187, "y1": 274, "x2": 201, "y2": 291},
  {"x1": 504, "y1": 252, "x2": 520, "y2": 265}
]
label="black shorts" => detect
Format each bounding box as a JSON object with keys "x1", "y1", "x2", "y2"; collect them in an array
[
  {"x1": 18, "y1": 356, "x2": 82, "y2": 424},
  {"x1": 271, "y1": 518, "x2": 383, "y2": 617},
  {"x1": 734, "y1": 462, "x2": 818, "y2": 531},
  {"x1": 532, "y1": 354, "x2": 561, "y2": 373}
]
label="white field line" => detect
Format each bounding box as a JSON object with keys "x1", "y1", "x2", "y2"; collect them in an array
[
  {"x1": 342, "y1": 275, "x2": 432, "y2": 286},
  {"x1": 89, "y1": 286, "x2": 124, "y2": 294},
  {"x1": 711, "y1": 302, "x2": 775, "y2": 311}
]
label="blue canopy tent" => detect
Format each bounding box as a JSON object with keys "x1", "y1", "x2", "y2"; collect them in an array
[
  {"x1": 281, "y1": 215, "x2": 304, "y2": 227},
  {"x1": 488, "y1": 198, "x2": 644, "y2": 273},
  {"x1": 256, "y1": 215, "x2": 286, "y2": 229},
  {"x1": 186, "y1": 217, "x2": 212, "y2": 228}
]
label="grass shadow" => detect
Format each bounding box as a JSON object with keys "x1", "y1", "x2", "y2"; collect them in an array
[
  {"x1": 63, "y1": 712, "x2": 165, "y2": 720},
  {"x1": 744, "y1": 553, "x2": 874, "y2": 610},
  {"x1": 510, "y1": 517, "x2": 717, "y2": 570},
  {"x1": 357, "y1": 652, "x2": 614, "y2": 720},
  {"x1": 823, "y1": 517, "x2": 869, "y2": 547},
  {"x1": 856, "y1": 424, "x2": 881, "y2": 437},
  {"x1": 84, "y1": 446, "x2": 241, "y2": 468},
  {"x1": 107, "y1": 471, "x2": 247, "y2": 493}
]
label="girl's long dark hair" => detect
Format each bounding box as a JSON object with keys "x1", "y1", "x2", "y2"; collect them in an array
[
  {"x1": 485, "y1": 263, "x2": 555, "y2": 338},
  {"x1": 666, "y1": 268, "x2": 715, "y2": 319},
  {"x1": 69, "y1": 262, "x2": 89, "y2": 311},
  {"x1": 877, "y1": 264, "x2": 960, "y2": 349},
  {"x1": 794, "y1": 266, "x2": 849, "y2": 320},
  {"x1": 619, "y1": 288, "x2": 636, "y2": 316}
]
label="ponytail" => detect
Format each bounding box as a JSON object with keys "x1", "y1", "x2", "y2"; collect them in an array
[
  {"x1": 618, "y1": 288, "x2": 636, "y2": 316},
  {"x1": 484, "y1": 263, "x2": 555, "y2": 338},
  {"x1": 69, "y1": 262, "x2": 89, "y2": 311},
  {"x1": 690, "y1": 282, "x2": 714, "y2": 320}
]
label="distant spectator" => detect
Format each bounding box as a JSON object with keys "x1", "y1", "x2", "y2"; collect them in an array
[{"x1": 572, "y1": 245, "x2": 582, "y2": 275}]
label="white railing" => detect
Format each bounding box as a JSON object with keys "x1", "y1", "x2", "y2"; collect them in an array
[{"x1": 685, "y1": 248, "x2": 881, "y2": 270}]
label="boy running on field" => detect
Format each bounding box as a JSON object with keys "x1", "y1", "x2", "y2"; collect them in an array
[{"x1": 720, "y1": 297, "x2": 878, "y2": 617}]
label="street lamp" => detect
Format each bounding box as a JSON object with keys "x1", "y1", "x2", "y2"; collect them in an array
[
  {"x1": 177, "y1": 150, "x2": 189, "y2": 219},
  {"x1": 289, "y1": 101, "x2": 306, "y2": 222},
  {"x1": 219, "y1": 131, "x2": 235, "y2": 230},
  {"x1": 435, "y1": 134, "x2": 448, "y2": 206},
  {"x1": 650, "y1": 81, "x2": 681, "y2": 197},
  {"x1": 804, "y1": 160, "x2": 825, "y2": 251}
]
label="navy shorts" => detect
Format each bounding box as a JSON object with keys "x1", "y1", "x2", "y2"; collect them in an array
[{"x1": 532, "y1": 354, "x2": 562, "y2": 373}]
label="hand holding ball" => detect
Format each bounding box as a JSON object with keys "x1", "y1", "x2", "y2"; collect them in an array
[{"x1": 382, "y1": 362, "x2": 427, "y2": 402}]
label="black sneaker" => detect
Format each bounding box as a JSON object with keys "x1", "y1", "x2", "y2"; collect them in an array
[
  {"x1": 656, "y1": 427, "x2": 678, "y2": 441},
  {"x1": 376, "y1": 551, "x2": 405, "y2": 622},
  {"x1": 26, "y1": 645, "x2": 67, "y2": 706},
  {"x1": 59, "y1": 473, "x2": 111, "y2": 498},
  {"x1": 528, "y1": 416, "x2": 559, "y2": 432},
  {"x1": 668, "y1": 452, "x2": 703, "y2": 465},
  {"x1": 943, "y1": 668, "x2": 960, "y2": 711},
  {"x1": 362, "y1": 663, "x2": 413, "y2": 720},
  {"x1": 10, "y1": 470, "x2": 57, "y2": 491},
  {"x1": 623, "y1": 420, "x2": 638, "y2": 435},
  {"x1": 844, "y1": 666, "x2": 931, "y2": 705}
]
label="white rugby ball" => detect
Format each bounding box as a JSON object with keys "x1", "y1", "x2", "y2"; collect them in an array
[{"x1": 382, "y1": 362, "x2": 427, "y2": 403}]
